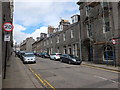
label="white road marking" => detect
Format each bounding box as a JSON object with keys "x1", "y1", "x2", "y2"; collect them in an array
[
  {"x1": 94, "y1": 75, "x2": 108, "y2": 80},
  {"x1": 94, "y1": 75, "x2": 120, "y2": 84}
]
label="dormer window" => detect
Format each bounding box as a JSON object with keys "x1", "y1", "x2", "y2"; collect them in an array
[
  {"x1": 59, "y1": 25, "x2": 63, "y2": 31},
  {"x1": 71, "y1": 15, "x2": 79, "y2": 23}
]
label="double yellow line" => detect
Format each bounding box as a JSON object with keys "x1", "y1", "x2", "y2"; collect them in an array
[
  {"x1": 29, "y1": 66, "x2": 56, "y2": 90},
  {"x1": 82, "y1": 64, "x2": 120, "y2": 74}
]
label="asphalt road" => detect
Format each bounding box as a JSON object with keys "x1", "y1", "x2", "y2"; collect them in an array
[{"x1": 25, "y1": 57, "x2": 119, "y2": 89}]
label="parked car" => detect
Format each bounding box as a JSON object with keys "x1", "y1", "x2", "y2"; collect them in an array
[
  {"x1": 37, "y1": 53, "x2": 42, "y2": 57},
  {"x1": 50, "y1": 53, "x2": 62, "y2": 61},
  {"x1": 19, "y1": 51, "x2": 26, "y2": 60},
  {"x1": 60, "y1": 54, "x2": 82, "y2": 65},
  {"x1": 41, "y1": 52, "x2": 50, "y2": 58},
  {"x1": 15, "y1": 50, "x2": 20, "y2": 56},
  {"x1": 22, "y1": 52, "x2": 36, "y2": 64},
  {"x1": 34, "y1": 52, "x2": 40, "y2": 57}
]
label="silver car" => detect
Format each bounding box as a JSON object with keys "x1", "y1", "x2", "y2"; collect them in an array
[{"x1": 23, "y1": 52, "x2": 36, "y2": 64}]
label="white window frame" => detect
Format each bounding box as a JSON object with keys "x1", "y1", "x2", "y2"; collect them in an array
[
  {"x1": 47, "y1": 40, "x2": 49, "y2": 45},
  {"x1": 44, "y1": 41, "x2": 46, "y2": 46},
  {"x1": 51, "y1": 38, "x2": 52, "y2": 44},
  {"x1": 103, "y1": 46, "x2": 114, "y2": 61},
  {"x1": 71, "y1": 30, "x2": 74, "y2": 38},
  {"x1": 57, "y1": 36, "x2": 60, "y2": 43},
  {"x1": 60, "y1": 25, "x2": 63, "y2": 31},
  {"x1": 63, "y1": 33, "x2": 66, "y2": 41},
  {"x1": 73, "y1": 44, "x2": 75, "y2": 56}
]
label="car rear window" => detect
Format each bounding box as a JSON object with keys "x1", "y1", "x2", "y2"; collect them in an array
[
  {"x1": 24, "y1": 53, "x2": 35, "y2": 57},
  {"x1": 57, "y1": 54, "x2": 62, "y2": 55}
]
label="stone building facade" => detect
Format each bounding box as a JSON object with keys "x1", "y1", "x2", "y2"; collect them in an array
[
  {"x1": 20, "y1": 37, "x2": 35, "y2": 52},
  {"x1": 0, "y1": 0, "x2": 14, "y2": 86},
  {"x1": 32, "y1": 15, "x2": 81, "y2": 57},
  {"x1": 77, "y1": 1, "x2": 120, "y2": 66}
]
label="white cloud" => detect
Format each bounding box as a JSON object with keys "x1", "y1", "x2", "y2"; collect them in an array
[
  {"x1": 28, "y1": 26, "x2": 48, "y2": 40},
  {"x1": 13, "y1": 24, "x2": 48, "y2": 43},
  {"x1": 13, "y1": 24, "x2": 30, "y2": 43},
  {"x1": 13, "y1": 1, "x2": 79, "y2": 43},
  {"x1": 14, "y1": 2, "x2": 79, "y2": 27}
]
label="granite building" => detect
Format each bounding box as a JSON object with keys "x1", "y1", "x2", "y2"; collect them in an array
[
  {"x1": 20, "y1": 37, "x2": 35, "y2": 52},
  {"x1": 32, "y1": 15, "x2": 81, "y2": 57},
  {"x1": 77, "y1": 1, "x2": 120, "y2": 66}
]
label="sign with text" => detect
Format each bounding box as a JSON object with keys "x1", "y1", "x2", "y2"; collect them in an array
[
  {"x1": 4, "y1": 34, "x2": 10, "y2": 41},
  {"x1": 3, "y1": 22, "x2": 13, "y2": 32}
]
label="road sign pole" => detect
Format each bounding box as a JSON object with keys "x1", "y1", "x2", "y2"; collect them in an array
[
  {"x1": 2, "y1": 22, "x2": 13, "y2": 79},
  {"x1": 3, "y1": 41, "x2": 8, "y2": 79}
]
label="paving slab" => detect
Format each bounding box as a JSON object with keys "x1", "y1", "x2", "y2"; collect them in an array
[{"x1": 2, "y1": 53, "x2": 43, "y2": 88}]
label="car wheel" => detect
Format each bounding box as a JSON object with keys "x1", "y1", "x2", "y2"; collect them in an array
[
  {"x1": 60, "y1": 59, "x2": 62, "y2": 62},
  {"x1": 68, "y1": 61, "x2": 71, "y2": 64},
  {"x1": 54, "y1": 58, "x2": 56, "y2": 61}
]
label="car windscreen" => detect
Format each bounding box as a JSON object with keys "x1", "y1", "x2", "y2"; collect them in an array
[
  {"x1": 69, "y1": 55, "x2": 79, "y2": 59},
  {"x1": 24, "y1": 54, "x2": 35, "y2": 57}
]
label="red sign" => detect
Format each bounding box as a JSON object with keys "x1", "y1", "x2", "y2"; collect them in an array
[
  {"x1": 112, "y1": 39, "x2": 117, "y2": 45},
  {"x1": 3, "y1": 22, "x2": 14, "y2": 32}
]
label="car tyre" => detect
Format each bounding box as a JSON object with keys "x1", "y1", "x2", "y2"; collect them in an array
[
  {"x1": 68, "y1": 61, "x2": 71, "y2": 64},
  {"x1": 60, "y1": 59, "x2": 63, "y2": 62},
  {"x1": 54, "y1": 58, "x2": 56, "y2": 61}
]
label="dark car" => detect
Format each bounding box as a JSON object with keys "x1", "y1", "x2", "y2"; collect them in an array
[
  {"x1": 41, "y1": 52, "x2": 50, "y2": 58},
  {"x1": 37, "y1": 53, "x2": 43, "y2": 57},
  {"x1": 60, "y1": 54, "x2": 82, "y2": 65},
  {"x1": 19, "y1": 51, "x2": 26, "y2": 60}
]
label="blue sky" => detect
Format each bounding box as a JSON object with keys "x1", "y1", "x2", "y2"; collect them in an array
[{"x1": 13, "y1": 0, "x2": 80, "y2": 44}]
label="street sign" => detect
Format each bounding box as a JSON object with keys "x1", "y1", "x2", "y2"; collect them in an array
[
  {"x1": 4, "y1": 34, "x2": 10, "y2": 41},
  {"x1": 112, "y1": 39, "x2": 117, "y2": 45},
  {"x1": 3, "y1": 22, "x2": 13, "y2": 32}
]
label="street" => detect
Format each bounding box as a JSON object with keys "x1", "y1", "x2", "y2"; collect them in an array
[{"x1": 24, "y1": 57, "x2": 119, "y2": 88}]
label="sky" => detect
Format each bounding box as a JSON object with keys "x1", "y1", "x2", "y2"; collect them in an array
[{"x1": 13, "y1": 0, "x2": 80, "y2": 44}]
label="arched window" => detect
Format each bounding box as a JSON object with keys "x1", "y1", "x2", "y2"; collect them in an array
[{"x1": 103, "y1": 45, "x2": 114, "y2": 61}]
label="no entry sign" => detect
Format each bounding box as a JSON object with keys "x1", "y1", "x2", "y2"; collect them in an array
[
  {"x1": 3, "y1": 22, "x2": 13, "y2": 32},
  {"x1": 112, "y1": 39, "x2": 117, "y2": 45}
]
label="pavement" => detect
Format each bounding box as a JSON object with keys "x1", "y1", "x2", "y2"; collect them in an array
[
  {"x1": 0, "y1": 74, "x2": 2, "y2": 90},
  {"x1": 82, "y1": 61, "x2": 120, "y2": 73},
  {"x1": 2, "y1": 53, "x2": 120, "y2": 89},
  {"x1": 2, "y1": 53, "x2": 43, "y2": 89}
]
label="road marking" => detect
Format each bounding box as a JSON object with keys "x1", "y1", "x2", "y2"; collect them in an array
[
  {"x1": 82, "y1": 64, "x2": 120, "y2": 74},
  {"x1": 34, "y1": 73, "x2": 47, "y2": 87},
  {"x1": 44, "y1": 80, "x2": 56, "y2": 90},
  {"x1": 94, "y1": 75, "x2": 120, "y2": 84},
  {"x1": 94, "y1": 75, "x2": 108, "y2": 80},
  {"x1": 20, "y1": 62, "x2": 38, "y2": 88},
  {"x1": 28, "y1": 65, "x2": 56, "y2": 90}
]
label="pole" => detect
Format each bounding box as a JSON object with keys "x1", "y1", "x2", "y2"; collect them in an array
[
  {"x1": 113, "y1": 45, "x2": 116, "y2": 67},
  {"x1": 3, "y1": 41, "x2": 8, "y2": 79}
]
